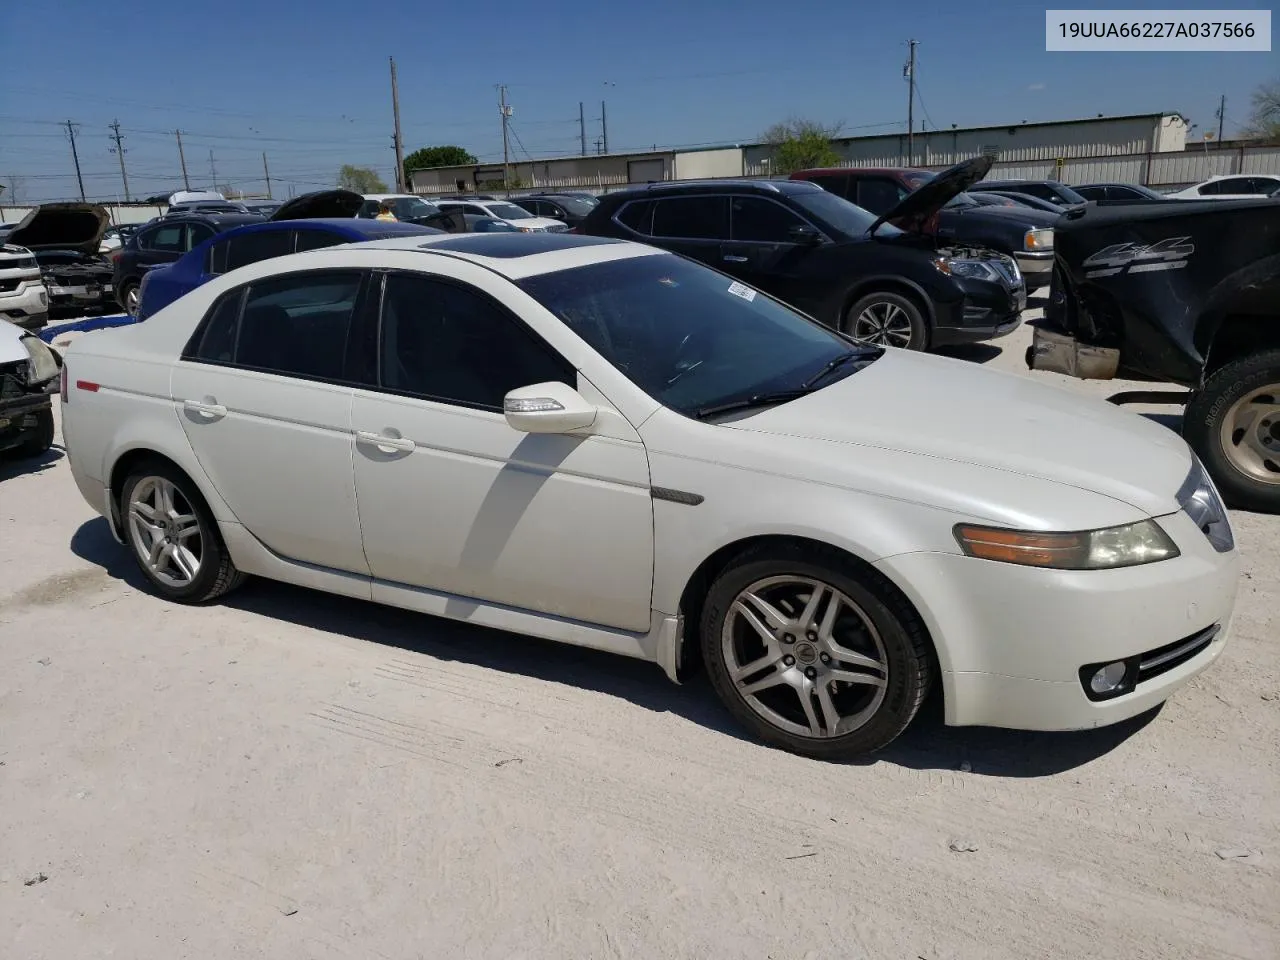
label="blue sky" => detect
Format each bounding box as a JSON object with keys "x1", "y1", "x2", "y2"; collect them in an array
[{"x1": 1, "y1": 0, "x2": 1274, "y2": 202}]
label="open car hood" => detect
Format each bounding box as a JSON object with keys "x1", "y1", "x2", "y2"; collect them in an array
[
  {"x1": 8, "y1": 203, "x2": 110, "y2": 256},
  {"x1": 871, "y1": 155, "x2": 994, "y2": 235},
  {"x1": 269, "y1": 189, "x2": 364, "y2": 221}
]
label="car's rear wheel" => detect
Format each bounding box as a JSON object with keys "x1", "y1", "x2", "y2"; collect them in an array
[
  {"x1": 843, "y1": 291, "x2": 927, "y2": 350},
  {"x1": 119, "y1": 281, "x2": 140, "y2": 317},
  {"x1": 1184, "y1": 349, "x2": 1280, "y2": 512},
  {"x1": 700, "y1": 545, "x2": 932, "y2": 759},
  {"x1": 121, "y1": 464, "x2": 246, "y2": 602},
  {"x1": 13, "y1": 408, "x2": 54, "y2": 458}
]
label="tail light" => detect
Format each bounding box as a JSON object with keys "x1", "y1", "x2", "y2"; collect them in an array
[
  {"x1": 110, "y1": 252, "x2": 123, "y2": 264},
  {"x1": 60, "y1": 363, "x2": 69, "y2": 402}
]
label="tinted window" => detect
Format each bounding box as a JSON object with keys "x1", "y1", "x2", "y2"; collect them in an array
[
  {"x1": 519, "y1": 200, "x2": 546, "y2": 216},
  {"x1": 1017, "y1": 183, "x2": 1059, "y2": 202},
  {"x1": 378, "y1": 273, "x2": 570, "y2": 409},
  {"x1": 552, "y1": 197, "x2": 594, "y2": 216},
  {"x1": 357, "y1": 200, "x2": 380, "y2": 218},
  {"x1": 790, "y1": 190, "x2": 890, "y2": 238},
  {"x1": 294, "y1": 229, "x2": 346, "y2": 253},
  {"x1": 190, "y1": 290, "x2": 244, "y2": 363},
  {"x1": 805, "y1": 174, "x2": 851, "y2": 199},
  {"x1": 651, "y1": 196, "x2": 729, "y2": 240},
  {"x1": 1073, "y1": 185, "x2": 1106, "y2": 201},
  {"x1": 144, "y1": 224, "x2": 186, "y2": 253},
  {"x1": 730, "y1": 196, "x2": 807, "y2": 242},
  {"x1": 224, "y1": 230, "x2": 294, "y2": 271},
  {"x1": 1197, "y1": 181, "x2": 1222, "y2": 195},
  {"x1": 187, "y1": 224, "x2": 215, "y2": 249},
  {"x1": 615, "y1": 200, "x2": 654, "y2": 234},
  {"x1": 236, "y1": 271, "x2": 363, "y2": 379},
  {"x1": 1217, "y1": 177, "x2": 1257, "y2": 194},
  {"x1": 518, "y1": 254, "x2": 860, "y2": 418},
  {"x1": 855, "y1": 178, "x2": 905, "y2": 215},
  {"x1": 487, "y1": 203, "x2": 534, "y2": 220}
]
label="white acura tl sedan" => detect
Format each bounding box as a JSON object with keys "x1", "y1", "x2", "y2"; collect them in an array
[{"x1": 61, "y1": 233, "x2": 1240, "y2": 760}]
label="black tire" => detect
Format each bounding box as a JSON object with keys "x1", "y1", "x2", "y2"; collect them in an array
[
  {"x1": 14, "y1": 408, "x2": 54, "y2": 458},
  {"x1": 700, "y1": 543, "x2": 932, "y2": 760},
  {"x1": 118, "y1": 280, "x2": 140, "y2": 317},
  {"x1": 843, "y1": 291, "x2": 928, "y2": 351},
  {"x1": 1184, "y1": 349, "x2": 1280, "y2": 513},
  {"x1": 120, "y1": 462, "x2": 247, "y2": 603}
]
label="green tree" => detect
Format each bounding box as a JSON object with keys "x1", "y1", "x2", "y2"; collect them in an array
[
  {"x1": 337, "y1": 164, "x2": 388, "y2": 193},
  {"x1": 403, "y1": 145, "x2": 477, "y2": 183},
  {"x1": 761, "y1": 118, "x2": 842, "y2": 174},
  {"x1": 1241, "y1": 78, "x2": 1280, "y2": 141}
]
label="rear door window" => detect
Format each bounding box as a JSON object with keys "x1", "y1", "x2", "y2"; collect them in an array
[
  {"x1": 854, "y1": 178, "x2": 905, "y2": 215},
  {"x1": 233, "y1": 271, "x2": 364, "y2": 381},
  {"x1": 143, "y1": 223, "x2": 186, "y2": 253},
  {"x1": 294, "y1": 230, "x2": 347, "y2": 253},
  {"x1": 806, "y1": 173, "x2": 851, "y2": 199},
  {"x1": 730, "y1": 197, "x2": 807, "y2": 242},
  {"x1": 651, "y1": 196, "x2": 729, "y2": 240},
  {"x1": 187, "y1": 223, "x2": 215, "y2": 250},
  {"x1": 224, "y1": 230, "x2": 295, "y2": 272},
  {"x1": 615, "y1": 200, "x2": 654, "y2": 235}
]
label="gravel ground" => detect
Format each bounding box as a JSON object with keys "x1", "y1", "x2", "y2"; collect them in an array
[{"x1": 2, "y1": 315, "x2": 1277, "y2": 960}]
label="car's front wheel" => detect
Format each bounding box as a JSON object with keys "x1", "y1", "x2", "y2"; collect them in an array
[
  {"x1": 121, "y1": 463, "x2": 246, "y2": 602},
  {"x1": 1184, "y1": 349, "x2": 1280, "y2": 512},
  {"x1": 700, "y1": 545, "x2": 932, "y2": 759},
  {"x1": 14, "y1": 408, "x2": 54, "y2": 458},
  {"x1": 119, "y1": 281, "x2": 140, "y2": 317},
  {"x1": 843, "y1": 291, "x2": 927, "y2": 350}
]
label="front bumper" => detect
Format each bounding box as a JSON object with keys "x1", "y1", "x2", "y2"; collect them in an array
[
  {"x1": 874, "y1": 508, "x2": 1239, "y2": 731},
  {"x1": 1014, "y1": 250, "x2": 1053, "y2": 288},
  {"x1": 0, "y1": 392, "x2": 53, "y2": 453},
  {"x1": 47, "y1": 281, "x2": 112, "y2": 314},
  {"x1": 0, "y1": 282, "x2": 51, "y2": 331},
  {"x1": 932, "y1": 279, "x2": 1026, "y2": 347}
]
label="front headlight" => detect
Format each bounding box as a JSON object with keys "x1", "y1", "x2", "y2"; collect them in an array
[
  {"x1": 21, "y1": 333, "x2": 60, "y2": 385},
  {"x1": 1024, "y1": 228, "x2": 1054, "y2": 251},
  {"x1": 953, "y1": 519, "x2": 1180, "y2": 570},
  {"x1": 933, "y1": 256, "x2": 999, "y2": 281}
]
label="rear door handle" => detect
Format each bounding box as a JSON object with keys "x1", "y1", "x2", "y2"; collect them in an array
[
  {"x1": 722, "y1": 255, "x2": 749, "y2": 263},
  {"x1": 356, "y1": 430, "x2": 416, "y2": 453},
  {"x1": 183, "y1": 399, "x2": 227, "y2": 420}
]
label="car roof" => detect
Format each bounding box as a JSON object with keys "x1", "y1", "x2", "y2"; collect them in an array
[
  {"x1": 791, "y1": 167, "x2": 931, "y2": 178},
  {"x1": 339, "y1": 232, "x2": 664, "y2": 280},
  {"x1": 363, "y1": 193, "x2": 431, "y2": 201},
  {"x1": 204, "y1": 218, "x2": 439, "y2": 241},
  {"x1": 156, "y1": 213, "x2": 265, "y2": 227},
  {"x1": 601, "y1": 178, "x2": 824, "y2": 201},
  {"x1": 974, "y1": 179, "x2": 1065, "y2": 187}
]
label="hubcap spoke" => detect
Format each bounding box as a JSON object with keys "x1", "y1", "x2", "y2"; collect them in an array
[
  {"x1": 171, "y1": 545, "x2": 198, "y2": 581},
  {"x1": 739, "y1": 591, "x2": 790, "y2": 633},
  {"x1": 829, "y1": 667, "x2": 888, "y2": 688},
  {"x1": 816, "y1": 682, "x2": 842, "y2": 732},
  {"x1": 740, "y1": 666, "x2": 790, "y2": 697},
  {"x1": 1220, "y1": 385, "x2": 1280, "y2": 484},
  {"x1": 797, "y1": 685, "x2": 823, "y2": 736},
  {"x1": 796, "y1": 583, "x2": 827, "y2": 632}
]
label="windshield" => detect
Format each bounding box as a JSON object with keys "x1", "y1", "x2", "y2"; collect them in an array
[
  {"x1": 397, "y1": 198, "x2": 439, "y2": 218},
  {"x1": 517, "y1": 254, "x2": 865, "y2": 417},
  {"x1": 789, "y1": 190, "x2": 899, "y2": 238},
  {"x1": 554, "y1": 197, "x2": 596, "y2": 215},
  {"x1": 489, "y1": 203, "x2": 534, "y2": 219},
  {"x1": 1055, "y1": 184, "x2": 1087, "y2": 204}
]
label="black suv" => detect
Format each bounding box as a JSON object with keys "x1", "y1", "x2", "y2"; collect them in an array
[
  {"x1": 112, "y1": 213, "x2": 263, "y2": 315},
  {"x1": 515, "y1": 194, "x2": 597, "y2": 228},
  {"x1": 578, "y1": 158, "x2": 1025, "y2": 350},
  {"x1": 970, "y1": 179, "x2": 1087, "y2": 208}
]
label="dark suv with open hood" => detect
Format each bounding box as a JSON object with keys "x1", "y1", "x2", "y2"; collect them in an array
[
  {"x1": 790, "y1": 166, "x2": 1059, "y2": 291},
  {"x1": 578, "y1": 156, "x2": 1025, "y2": 351}
]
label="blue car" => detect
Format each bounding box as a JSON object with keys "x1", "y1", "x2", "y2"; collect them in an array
[{"x1": 136, "y1": 195, "x2": 441, "y2": 321}]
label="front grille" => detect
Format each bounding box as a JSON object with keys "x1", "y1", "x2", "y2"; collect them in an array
[
  {"x1": 0, "y1": 277, "x2": 24, "y2": 293},
  {"x1": 1137, "y1": 624, "x2": 1220, "y2": 684},
  {"x1": 0, "y1": 360, "x2": 29, "y2": 400}
]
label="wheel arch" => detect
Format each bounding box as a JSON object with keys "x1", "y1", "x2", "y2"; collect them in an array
[
  {"x1": 106, "y1": 443, "x2": 233, "y2": 541},
  {"x1": 840, "y1": 276, "x2": 937, "y2": 330},
  {"x1": 673, "y1": 533, "x2": 941, "y2": 694}
]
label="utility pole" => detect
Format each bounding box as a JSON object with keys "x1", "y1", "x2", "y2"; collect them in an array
[
  {"x1": 1216, "y1": 94, "x2": 1226, "y2": 145},
  {"x1": 904, "y1": 39, "x2": 918, "y2": 166},
  {"x1": 208, "y1": 149, "x2": 219, "y2": 195},
  {"x1": 600, "y1": 100, "x2": 609, "y2": 154},
  {"x1": 579, "y1": 101, "x2": 586, "y2": 156},
  {"x1": 108, "y1": 119, "x2": 131, "y2": 202},
  {"x1": 389, "y1": 56, "x2": 406, "y2": 192},
  {"x1": 498, "y1": 84, "x2": 512, "y2": 194},
  {"x1": 262, "y1": 152, "x2": 273, "y2": 199},
  {"x1": 64, "y1": 120, "x2": 86, "y2": 201},
  {"x1": 175, "y1": 130, "x2": 190, "y2": 191}
]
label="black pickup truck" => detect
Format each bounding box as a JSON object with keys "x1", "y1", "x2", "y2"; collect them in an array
[{"x1": 1028, "y1": 195, "x2": 1280, "y2": 512}]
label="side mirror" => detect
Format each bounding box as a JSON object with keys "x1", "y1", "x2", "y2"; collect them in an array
[
  {"x1": 788, "y1": 224, "x2": 822, "y2": 244},
  {"x1": 503, "y1": 381, "x2": 598, "y2": 434}
]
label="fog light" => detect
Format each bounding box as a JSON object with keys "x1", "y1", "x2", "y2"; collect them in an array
[{"x1": 1090, "y1": 661, "x2": 1128, "y2": 695}]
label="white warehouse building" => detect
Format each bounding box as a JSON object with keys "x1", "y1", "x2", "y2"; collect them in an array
[{"x1": 409, "y1": 112, "x2": 1193, "y2": 195}]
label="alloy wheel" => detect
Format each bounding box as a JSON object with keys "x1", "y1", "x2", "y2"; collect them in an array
[
  {"x1": 127, "y1": 476, "x2": 203, "y2": 588},
  {"x1": 125, "y1": 286, "x2": 140, "y2": 316},
  {"x1": 851, "y1": 300, "x2": 914, "y2": 347},
  {"x1": 1219, "y1": 383, "x2": 1280, "y2": 485},
  {"x1": 721, "y1": 575, "x2": 889, "y2": 739}
]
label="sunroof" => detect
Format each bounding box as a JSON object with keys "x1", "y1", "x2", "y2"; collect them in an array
[{"x1": 420, "y1": 233, "x2": 622, "y2": 258}]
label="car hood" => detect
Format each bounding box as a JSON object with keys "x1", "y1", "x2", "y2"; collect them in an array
[
  {"x1": 269, "y1": 189, "x2": 364, "y2": 221},
  {"x1": 508, "y1": 217, "x2": 566, "y2": 229},
  {"x1": 722, "y1": 349, "x2": 1192, "y2": 518},
  {"x1": 873, "y1": 155, "x2": 994, "y2": 235},
  {"x1": 0, "y1": 317, "x2": 32, "y2": 363},
  {"x1": 950, "y1": 203, "x2": 1060, "y2": 227},
  {"x1": 8, "y1": 203, "x2": 110, "y2": 256}
]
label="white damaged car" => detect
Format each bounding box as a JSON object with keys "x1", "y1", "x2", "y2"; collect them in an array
[
  {"x1": 59, "y1": 233, "x2": 1240, "y2": 759},
  {"x1": 0, "y1": 318, "x2": 61, "y2": 458}
]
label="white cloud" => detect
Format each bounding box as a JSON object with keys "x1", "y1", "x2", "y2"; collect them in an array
[{"x1": 1027, "y1": 83, "x2": 1047, "y2": 91}]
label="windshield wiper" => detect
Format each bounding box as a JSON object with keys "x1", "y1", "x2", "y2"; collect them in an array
[
  {"x1": 693, "y1": 390, "x2": 809, "y2": 420},
  {"x1": 801, "y1": 350, "x2": 865, "y2": 390}
]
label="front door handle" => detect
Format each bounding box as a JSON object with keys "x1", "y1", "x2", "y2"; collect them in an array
[
  {"x1": 722, "y1": 254, "x2": 749, "y2": 263},
  {"x1": 183, "y1": 399, "x2": 227, "y2": 420},
  {"x1": 356, "y1": 430, "x2": 416, "y2": 454}
]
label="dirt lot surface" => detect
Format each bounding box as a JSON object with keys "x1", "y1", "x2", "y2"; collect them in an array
[{"x1": 3, "y1": 317, "x2": 1278, "y2": 959}]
